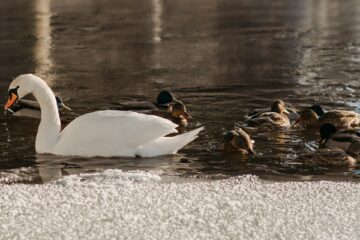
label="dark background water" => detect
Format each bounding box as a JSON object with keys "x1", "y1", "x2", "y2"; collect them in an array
[{"x1": 1, "y1": 0, "x2": 360, "y2": 183}]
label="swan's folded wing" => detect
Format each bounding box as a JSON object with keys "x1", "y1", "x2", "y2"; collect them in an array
[{"x1": 55, "y1": 110, "x2": 178, "y2": 151}]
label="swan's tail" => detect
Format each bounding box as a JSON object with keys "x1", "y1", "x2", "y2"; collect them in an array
[{"x1": 136, "y1": 127, "x2": 204, "y2": 157}]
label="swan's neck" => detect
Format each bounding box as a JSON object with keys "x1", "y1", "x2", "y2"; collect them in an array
[{"x1": 33, "y1": 83, "x2": 61, "y2": 153}]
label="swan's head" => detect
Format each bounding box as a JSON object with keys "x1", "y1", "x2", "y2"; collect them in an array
[
  {"x1": 55, "y1": 96, "x2": 71, "y2": 111},
  {"x1": 5, "y1": 74, "x2": 42, "y2": 110}
]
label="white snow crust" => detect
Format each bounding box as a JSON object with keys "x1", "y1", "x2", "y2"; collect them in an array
[{"x1": 1, "y1": 169, "x2": 360, "y2": 240}]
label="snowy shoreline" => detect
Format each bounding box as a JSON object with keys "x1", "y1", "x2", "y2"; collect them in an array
[{"x1": 1, "y1": 169, "x2": 360, "y2": 240}]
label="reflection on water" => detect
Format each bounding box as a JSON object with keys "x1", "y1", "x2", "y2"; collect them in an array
[
  {"x1": 1, "y1": 0, "x2": 360, "y2": 183},
  {"x1": 34, "y1": 0, "x2": 53, "y2": 82},
  {"x1": 152, "y1": 0, "x2": 162, "y2": 43}
]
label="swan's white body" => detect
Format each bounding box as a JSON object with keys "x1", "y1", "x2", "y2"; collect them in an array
[{"x1": 7, "y1": 74, "x2": 203, "y2": 157}]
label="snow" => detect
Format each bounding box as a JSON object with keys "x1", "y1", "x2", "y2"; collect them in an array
[{"x1": 1, "y1": 169, "x2": 360, "y2": 240}]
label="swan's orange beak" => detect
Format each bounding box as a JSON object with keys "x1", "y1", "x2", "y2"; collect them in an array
[{"x1": 4, "y1": 93, "x2": 18, "y2": 110}]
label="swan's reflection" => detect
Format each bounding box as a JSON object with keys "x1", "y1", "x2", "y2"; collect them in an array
[{"x1": 34, "y1": 153, "x2": 188, "y2": 183}]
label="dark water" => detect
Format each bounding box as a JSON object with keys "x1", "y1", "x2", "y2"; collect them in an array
[{"x1": 1, "y1": 0, "x2": 360, "y2": 183}]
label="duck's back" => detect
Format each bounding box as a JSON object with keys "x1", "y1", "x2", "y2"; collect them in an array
[
  {"x1": 247, "y1": 112, "x2": 290, "y2": 127},
  {"x1": 319, "y1": 110, "x2": 360, "y2": 129},
  {"x1": 52, "y1": 110, "x2": 178, "y2": 157}
]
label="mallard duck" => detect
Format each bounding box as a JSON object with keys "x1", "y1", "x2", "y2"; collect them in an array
[
  {"x1": 113, "y1": 90, "x2": 176, "y2": 112},
  {"x1": 113, "y1": 90, "x2": 192, "y2": 127},
  {"x1": 246, "y1": 100, "x2": 291, "y2": 128},
  {"x1": 246, "y1": 99, "x2": 299, "y2": 121},
  {"x1": 4, "y1": 74, "x2": 203, "y2": 157},
  {"x1": 295, "y1": 105, "x2": 360, "y2": 129},
  {"x1": 6, "y1": 96, "x2": 70, "y2": 119},
  {"x1": 319, "y1": 123, "x2": 360, "y2": 156},
  {"x1": 295, "y1": 147, "x2": 356, "y2": 167},
  {"x1": 149, "y1": 100, "x2": 191, "y2": 127},
  {"x1": 221, "y1": 128, "x2": 254, "y2": 154}
]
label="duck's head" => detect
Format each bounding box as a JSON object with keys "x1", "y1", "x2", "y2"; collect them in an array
[
  {"x1": 294, "y1": 109, "x2": 319, "y2": 127},
  {"x1": 171, "y1": 101, "x2": 191, "y2": 120},
  {"x1": 308, "y1": 104, "x2": 326, "y2": 117},
  {"x1": 221, "y1": 128, "x2": 254, "y2": 155},
  {"x1": 320, "y1": 123, "x2": 337, "y2": 140},
  {"x1": 157, "y1": 90, "x2": 175, "y2": 107},
  {"x1": 271, "y1": 99, "x2": 289, "y2": 114},
  {"x1": 5, "y1": 74, "x2": 39, "y2": 110}
]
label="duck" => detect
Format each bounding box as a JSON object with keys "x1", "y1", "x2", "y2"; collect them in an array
[
  {"x1": 149, "y1": 100, "x2": 191, "y2": 127},
  {"x1": 221, "y1": 128, "x2": 254, "y2": 155},
  {"x1": 113, "y1": 90, "x2": 176, "y2": 112},
  {"x1": 4, "y1": 74, "x2": 203, "y2": 157},
  {"x1": 113, "y1": 90, "x2": 192, "y2": 127},
  {"x1": 295, "y1": 147, "x2": 356, "y2": 167},
  {"x1": 246, "y1": 99, "x2": 291, "y2": 128},
  {"x1": 6, "y1": 96, "x2": 70, "y2": 119},
  {"x1": 246, "y1": 99, "x2": 299, "y2": 121},
  {"x1": 294, "y1": 106, "x2": 360, "y2": 129},
  {"x1": 319, "y1": 123, "x2": 360, "y2": 156}
]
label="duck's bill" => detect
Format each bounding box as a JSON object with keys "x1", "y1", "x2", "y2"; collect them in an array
[
  {"x1": 4, "y1": 93, "x2": 18, "y2": 110},
  {"x1": 293, "y1": 118, "x2": 301, "y2": 126},
  {"x1": 183, "y1": 112, "x2": 192, "y2": 120},
  {"x1": 246, "y1": 148, "x2": 255, "y2": 155},
  {"x1": 60, "y1": 102, "x2": 72, "y2": 111},
  {"x1": 283, "y1": 109, "x2": 291, "y2": 114},
  {"x1": 5, "y1": 108, "x2": 15, "y2": 115}
]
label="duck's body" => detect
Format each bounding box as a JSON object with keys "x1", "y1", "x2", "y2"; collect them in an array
[
  {"x1": 295, "y1": 105, "x2": 360, "y2": 130},
  {"x1": 319, "y1": 111, "x2": 360, "y2": 129},
  {"x1": 6, "y1": 96, "x2": 69, "y2": 119},
  {"x1": 113, "y1": 90, "x2": 175, "y2": 112},
  {"x1": 296, "y1": 148, "x2": 356, "y2": 167},
  {"x1": 221, "y1": 128, "x2": 254, "y2": 155},
  {"x1": 246, "y1": 100, "x2": 299, "y2": 121},
  {"x1": 5, "y1": 74, "x2": 203, "y2": 157},
  {"x1": 114, "y1": 101, "x2": 169, "y2": 112},
  {"x1": 246, "y1": 100, "x2": 291, "y2": 128},
  {"x1": 319, "y1": 123, "x2": 360, "y2": 156}
]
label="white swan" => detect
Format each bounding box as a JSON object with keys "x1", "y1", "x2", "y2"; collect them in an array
[{"x1": 4, "y1": 74, "x2": 203, "y2": 157}]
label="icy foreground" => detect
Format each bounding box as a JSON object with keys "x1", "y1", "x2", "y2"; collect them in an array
[{"x1": 1, "y1": 170, "x2": 360, "y2": 240}]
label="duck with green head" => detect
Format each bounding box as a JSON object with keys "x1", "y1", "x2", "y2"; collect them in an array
[
  {"x1": 294, "y1": 121, "x2": 358, "y2": 167},
  {"x1": 113, "y1": 90, "x2": 192, "y2": 127},
  {"x1": 150, "y1": 100, "x2": 191, "y2": 127},
  {"x1": 294, "y1": 105, "x2": 360, "y2": 130},
  {"x1": 319, "y1": 123, "x2": 360, "y2": 156},
  {"x1": 114, "y1": 90, "x2": 176, "y2": 112}
]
